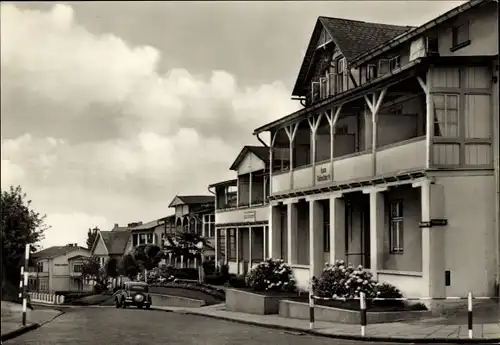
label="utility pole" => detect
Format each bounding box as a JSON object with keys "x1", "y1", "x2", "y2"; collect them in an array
[{"x1": 22, "y1": 244, "x2": 30, "y2": 326}]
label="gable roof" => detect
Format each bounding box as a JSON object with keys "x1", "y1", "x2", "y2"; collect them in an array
[
  {"x1": 130, "y1": 215, "x2": 175, "y2": 232},
  {"x1": 292, "y1": 16, "x2": 413, "y2": 97},
  {"x1": 67, "y1": 254, "x2": 89, "y2": 261},
  {"x1": 229, "y1": 146, "x2": 269, "y2": 171},
  {"x1": 349, "y1": 0, "x2": 492, "y2": 68},
  {"x1": 98, "y1": 230, "x2": 131, "y2": 255},
  {"x1": 168, "y1": 195, "x2": 215, "y2": 207},
  {"x1": 32, "y1": 245, "x2": 88, "y2": 261}
]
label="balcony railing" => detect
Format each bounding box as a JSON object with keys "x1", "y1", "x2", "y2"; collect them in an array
[{"x1": 271, "y1": 136, "x2": 426, "y2": 194}]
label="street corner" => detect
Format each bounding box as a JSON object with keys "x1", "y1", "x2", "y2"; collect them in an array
[{"x1": 1, "y1": 323, "x2": 40, "y2": 342}]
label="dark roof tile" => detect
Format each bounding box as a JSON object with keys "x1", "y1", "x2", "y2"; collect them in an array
[
  {"x1": 100, "y1": 231, "x2": 131, "y2": 255},
  {"x1": 32, "y1": 245, "x2": 87, "y2": 260}
]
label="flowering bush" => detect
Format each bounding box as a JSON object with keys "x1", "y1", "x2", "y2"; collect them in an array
[
  {"x1": 245, "y1": 258, "x2": 296, "y2": 292},
  {"x1": 313, "y1": 260, "x2": 378, "y2": 299}
]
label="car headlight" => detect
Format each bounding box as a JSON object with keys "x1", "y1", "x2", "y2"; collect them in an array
[{"x1": 134, "y1": 294, "x2": 144, "y2": 302}]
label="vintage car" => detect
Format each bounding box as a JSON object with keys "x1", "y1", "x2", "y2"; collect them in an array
[{"x1": 114, "y1": 281, "x2": 152, "y2": 309}]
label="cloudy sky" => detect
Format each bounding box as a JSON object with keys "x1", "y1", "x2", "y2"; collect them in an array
[{"x1": 1, "y1": 1, "x2": 465, "y2": 249}]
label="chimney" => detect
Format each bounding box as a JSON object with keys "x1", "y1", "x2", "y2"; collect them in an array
[{"x1": 114, "y1": 223, "x2": 119, "y2": 228}]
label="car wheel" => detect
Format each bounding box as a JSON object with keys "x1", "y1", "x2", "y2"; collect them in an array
[{"x1": 137, "y1": 304, "x2": 143, "y2": 309}]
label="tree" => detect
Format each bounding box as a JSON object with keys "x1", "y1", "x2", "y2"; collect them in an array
[
  {"x1": 164, "y1": 231, "x2": 207, "y2": 267},
  {"x1": 81, "y1": 256, "x2": 106, "y2": 287},
  {"x1": 119, "y1": 254, "x2": 140, "y2": 279},
  {"x1": 1, "y1": 185, "x2": 48, "y2": 296},
  {"x1": 132, "y1": 244, "x2": 163, "y2": 281},
  {"x1": 105, "y1": 257, "x2": 118, "y2": 278},
  {"x1": 86, "y1": 227, "x2": 99, "y2": 250}
]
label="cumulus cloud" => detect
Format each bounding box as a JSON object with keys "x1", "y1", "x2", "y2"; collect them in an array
[{"x1": 1, "y1": 3, "x2": 299, "y2": 247}]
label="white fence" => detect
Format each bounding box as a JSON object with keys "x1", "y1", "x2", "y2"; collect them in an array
[{"x1": 28, "y1": 292, "x2": 65, "y2": 305}]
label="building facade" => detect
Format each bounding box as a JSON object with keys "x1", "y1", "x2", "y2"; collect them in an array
[
  {"x1": 28, "y1": 244, "x2": 92, "y2": 293},
  {"x1": 168, "y1": 195, "x2": 216, "y2": 261},
  {"x1": 252, "y1": 0, "x2": 499, "y2": 300},
  {"x1": 210, "y1": 146, "x2": 273, "y2": 275}
]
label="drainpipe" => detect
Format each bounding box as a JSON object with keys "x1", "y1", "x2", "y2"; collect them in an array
[{"x1": 495, "y1": 1, "x2": 500, "y2": 297}]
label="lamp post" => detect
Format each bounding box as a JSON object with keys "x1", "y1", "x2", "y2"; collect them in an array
[{"x1": 196, "y1": 241, "x2": 204, "y2": 283}]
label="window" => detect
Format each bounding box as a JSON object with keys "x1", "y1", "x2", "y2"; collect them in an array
[
  {"x1": 311, "y1": 81, "x2": 320, "y2": 103},
  {"x1": 335, "y1": 58, "x2": 346, "y2": 93},
  {"x1": 452, "y1": 22, "x2": 470, "y2": 49},
  {"x1": 389, "y1": 56, "x2": 400, "y2": 71},
  {"x1": 132, "y1": 234, "x2": 138, "y2": 246},
  {"x1": 228, "y1": 229, "x2": 236, "y2": 260},
  {"x1": 36, "y1": 262, "x2": 44, "y2": 273},
  {"x1": 139, "y1": 233, "x2": 147, "y2": 245},
  {"x1": 39, "y1": 279, "x2": 48, "y2": 292},
  {"x1": 73, "y1": 263, "x2": 83, "y2": 273},
  {"x1": 203, "y1": 214, "x2": 215, "y2": 237},
  {"x1": 366, "y1": 64, "x2": 376, "y2": 81},
  {"x1": 389, "y1": 201, "x2": 404, "y2": 254},
  {"x1": 323, "y1": 202, "x2": 330, "y2": 252},
  {"x1": 319, "y1": 77, "x2": 328, "y2": 99},
  {"x1": 146, "y1": 232, "x2": 153, "y2": 244},
  {"x1": 433, "y1": 94, "x2": 459, "y2": 137},
  {"x1": 378, "y1": 59, "x2": 389, "y2": 75}
]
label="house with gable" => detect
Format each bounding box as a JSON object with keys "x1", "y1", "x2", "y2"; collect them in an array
[
  {"x1": 90, "y1": 224, "x2": 134, "y2": 266},
  {"x1": 252, "y1": 0, "x2": 498, "y2": 304},
  {"x1": 27, "y1": 244, "x2": 91, "y2": 293},
  {"x1": 209, "y1": 146, "x2": 276, "y2": 274},
  {"x1": 168, "y1": 195, "x2": 216, "y2": 262}
]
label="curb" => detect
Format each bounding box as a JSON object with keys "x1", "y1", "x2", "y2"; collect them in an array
[
  {"x1": 1, "y1": 323, "x2": 40, "y2": 342},
  {"x1": 176, "y1": 310, "x2": 500, "y2": 344}
]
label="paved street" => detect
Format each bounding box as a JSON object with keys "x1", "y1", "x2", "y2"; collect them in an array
[{"x1": 4, "y1": 307, "x2": 466, "y2": 345}]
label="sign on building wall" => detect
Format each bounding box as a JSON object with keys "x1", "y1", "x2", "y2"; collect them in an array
[
  {"x1": 243, "y1": 211, "x2": 256, "y2": 222},
  {"x1": 315, "y1": 163, "x2": 332, "y2": 184}
]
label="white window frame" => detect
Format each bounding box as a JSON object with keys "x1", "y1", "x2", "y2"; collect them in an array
[
  {"x1": 389, "y1": 200, "x2": 404, "y2": 254},
  {"x1": 433, "y1": 93, "x2": 459, "y2": 138},
  {"x1": 389, "y1": 56, "x2": 401, "y2": 72},
  {"x1": 203, "y1": 214, "x2": 215, "y2": 237},
  {"x1": 366, "y1": 64, "x2": 376, "y2": 81},
  {"x1": 73, "y1": 263, "x2": 83, "y2": 273},
  {"x1": 378, "y1": 59, "x2": 390, "y2": 76}
]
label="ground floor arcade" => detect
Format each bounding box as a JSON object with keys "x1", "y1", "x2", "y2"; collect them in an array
[
  {"x1": 214, "y1": 224, "x2": 268, "y2": 276},
  {"x1": 267, "y1": 172, "x2": 497, "y2": 301}
]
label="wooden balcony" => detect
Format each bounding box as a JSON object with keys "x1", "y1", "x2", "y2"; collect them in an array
[
  {"x1": 271, "y1": 136, "x2": 426, "y2": 194},
  {"x1": 216, "y1": 204, "x2": 269, "y2": 225}
]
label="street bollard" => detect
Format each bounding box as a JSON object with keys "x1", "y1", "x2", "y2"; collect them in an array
[
  {"x1": 360, "y1": 292, "x2": 367, "y2": 337},
  {"x1": 468, "y1": 291, "x2": 473, "y2": 339},
  {"x1": 309, "y1": 292, "x2": 315, "y2": 330}
]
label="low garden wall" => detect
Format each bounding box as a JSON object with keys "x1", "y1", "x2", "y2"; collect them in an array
[
  {"x1": 150, "y1": 293, "x2": 206, "y2": 308},
  {"x1": 225, "y1": 288, "x2": 297, "y2": 315},
  {"x1": 279, "y1": 299, "x2": 432, "y2": 324}
]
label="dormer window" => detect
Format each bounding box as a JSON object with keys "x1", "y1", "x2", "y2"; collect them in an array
[
  {"x1": 389, "y1": 56, "x2": 401, "y2": 72},
  {"x1": 366, "y1": 64, "x2": 376, "y2": 81},
  {"x1": 451, "y1": 21, "x2": 470, "y2": 51},
  {"x1": 335, "y1": 57, "x2": 346, "y2": 93},
  {"x1": 379, "y1": 59, "x2": 390, "y2": 76}
]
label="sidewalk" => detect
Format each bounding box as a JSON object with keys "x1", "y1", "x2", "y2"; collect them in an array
[
  {"x1": 1, "y1": 301, "x2": 63, "y2": 341},
  {"x1": 152, "y1": 303, "x2": 500, "y2": 343}
]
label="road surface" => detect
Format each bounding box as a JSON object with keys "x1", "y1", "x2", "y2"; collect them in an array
[{"x1": 4, "y1": 307, "x2": 461, "y2": 345}]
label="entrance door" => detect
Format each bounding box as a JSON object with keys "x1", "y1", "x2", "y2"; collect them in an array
[{"x1": 344, "y1": 194, "x2": 371, "y2": 268}]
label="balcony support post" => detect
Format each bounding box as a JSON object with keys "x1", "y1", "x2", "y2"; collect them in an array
[
  {"x1": 364, "y1": 88, "x2": 387, "y2": 176},
  {"x1": 269, "y1": 131, "x2": 278, "y2": 196},
  {"x1": 236, "y1": 178, "x2": 240, "y2": 207},
  {"x1": 325, "y1": 105, "x2": 342, "y2": 180},
  {"x1": 417, "y1": 73, "x2": 432, "y2": 169},
  {"x1": 285, "y1": 123, "x2": 299, "y2": 190},
  {"x1": 249, "y1": 172, "x2": 253, "y2": 206},
  {"x1": 308, "y1": 113, "x2": 323, "y2": 187}
]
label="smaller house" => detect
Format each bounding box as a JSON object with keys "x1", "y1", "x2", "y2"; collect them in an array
[
  {"x1": 168, "y1": 195, "x2": 216, "y2": 263},
  {"x1": 90, "y1": 226, "x2": 133, "y2": 267},
  {"x1": 27, "y1": 244, "x2": 91, "y2": 293},
  {"x1": 129, "y1": 215, "x2": 175, "y2": 249}
]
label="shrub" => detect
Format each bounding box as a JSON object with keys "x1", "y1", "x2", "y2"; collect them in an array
[
  {"x1": 203, "y1": 260, "x2": 216, "y2": 276},
  {"x1": 245, "y1": 258, "x2": 296, "y2": 292},
  {"x1": 228, "y1": 275, "x2": 247, "y2": 288},
  {"x1": 204, "y1": 274, "x2": 226, "y2": 286},
  {"x1": 219, "y1": 264, "x2": 229, "y2": 280},
  {"x1": 312, "y1": 260, "x2": 377, "y2": 300},
  {"x1": 150, "y1": 281, "x2": 225, "y2": 300},
  {"x1": 174, "y1": 268, "x2": 199, "y2": 280},
  {"x1": 373, "y1": 282, "x2": 404, "y2": 307}
]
